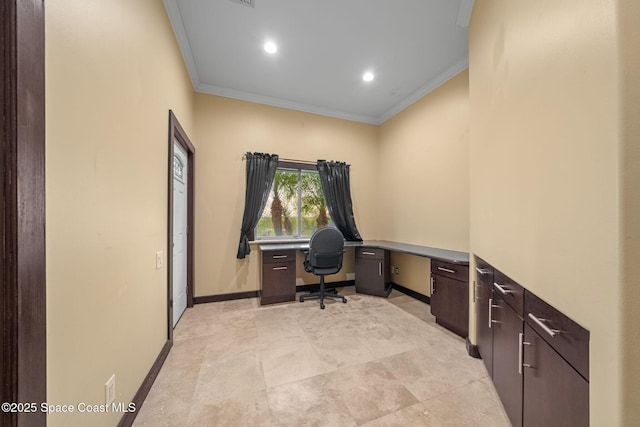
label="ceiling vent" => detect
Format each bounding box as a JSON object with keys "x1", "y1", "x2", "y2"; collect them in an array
[{"x1": 229, "y1": 0, "x2": 255, "y2": 8}]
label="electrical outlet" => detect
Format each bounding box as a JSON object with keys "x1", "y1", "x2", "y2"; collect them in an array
[
  {"x1": 105, "y1": 374, "x2": 116, "y2": 405},
  {"x1": 156, "y1": 251, "x2": 163, "y2": 270},
  {"x1": 394, "y1": 267, "x2": 400, "y2": 274}
]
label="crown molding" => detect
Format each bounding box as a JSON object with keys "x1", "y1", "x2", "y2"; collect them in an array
[
  {"x1": 376, "y1": 58, "x2": 469, "y2": 124},
  {"x1": 197, "y1": 83, "x2": 380, "y2": 124},
  {"x1": 164, "y1": 0, "x2": 201, "y2": 90}
]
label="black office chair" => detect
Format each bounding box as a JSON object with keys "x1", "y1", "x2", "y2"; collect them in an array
[{"x1": 299, "y1": 227, "x2": 347, "y2": 309}]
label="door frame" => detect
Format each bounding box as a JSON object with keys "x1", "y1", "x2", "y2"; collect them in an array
[
  {"x1": 1, "y1": 0, "x2": 46, "y2": 426},
  {"x1": 167, "y1": 111, "x2": 195, "y2": 340}
]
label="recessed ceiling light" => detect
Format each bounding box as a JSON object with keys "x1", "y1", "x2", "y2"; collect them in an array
[
  {"x1": 363, "y1": 72, "x2": 374, "y2": 82},
  {"x1": 264, "y1": 41, "x2": 277, "y2": 54}
]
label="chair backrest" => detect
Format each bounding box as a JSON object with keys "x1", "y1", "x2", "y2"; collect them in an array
[{"x1": 308, "y1": 227, "x2": 345, "y2": 273}]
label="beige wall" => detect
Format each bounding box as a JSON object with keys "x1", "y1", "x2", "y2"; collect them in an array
[
  {"x1": 389, "y1": 253, "x2": 431, "y2": 296},
  {"x1": 469, "y1": 0, "x2": 622, "y2": 424},
  {"x1": 46, "y1": 0, "x2": 195, "y2": 425},
  {"x1": 193, "y1": 94, "x2": 378, "y2": 297},
  {"x1": 619, "y1": 0, "x2": 640, "y2": 422},
  {"x1": 378, "y1": 70, "x2": 470, "y2": 252},
  {"x1": 377, "y1": 70, "x2": 470, "y2": 295}
]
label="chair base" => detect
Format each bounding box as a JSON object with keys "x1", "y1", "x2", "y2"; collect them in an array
[{"x1": 299, "y1": 276, "x2": 347, "y2": 309}]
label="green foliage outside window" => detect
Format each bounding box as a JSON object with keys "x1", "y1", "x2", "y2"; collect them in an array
[{"x1": 256, "y1": 167, "x2": 332, "y2": 239}]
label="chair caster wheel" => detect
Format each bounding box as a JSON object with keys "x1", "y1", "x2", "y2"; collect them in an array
[
  {"x1": 342, "y1": 298, "x2": 347, "y2": 303},
  {"x1": 320, "y1": 303, "x2": 325, "y2": 309}
]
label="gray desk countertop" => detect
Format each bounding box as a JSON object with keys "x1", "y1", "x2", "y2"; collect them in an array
[{"x1": 258, "y1": 239, "x2": 469, "y2": 265}]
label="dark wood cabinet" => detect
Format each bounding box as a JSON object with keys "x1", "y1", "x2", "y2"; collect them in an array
[
  {"x1": 355, "y1": 247, "x2": 391, "y2": 297},
  {"x1": 523, "y1": 290, "x2": 589, "y2": 427},
  {"x1": 491, "y1": 275, "x2": 524, "y2": 427},
  {"x1": 474, "y1": 257, "x2": 590, "y2": 427},
  {"x1": 522, "y1": 323, "x2": 589, "y2": 426},
  {"x1": 260, "y1": 250, "x2": 296, "y2": 305},
  {"x1": 475, "y1": 257, "x2": 494, "y2": 377},
  {"x1": 430, "y1": 260, "x2": 469, "y2": 337}
]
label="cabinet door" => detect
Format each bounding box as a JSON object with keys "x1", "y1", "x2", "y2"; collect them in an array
[
  {"x1": 430, "y1": 274, "x2": 469, "y2": 337},
  {"x1": 355, "y1": 257, "x2": 389, "y2": 297},
  {"x1": 476, "y1": 274, "x2": 493, "y2": 377},
  {"x1": 523, "y1": 324, "x2": 589, "y2": 427},
  {"x1": 261, "y1": 262, "x2": 295, "y2": 304},
  {"x1": 492, "y1": 295, "x2": 523, "y2": 427}
]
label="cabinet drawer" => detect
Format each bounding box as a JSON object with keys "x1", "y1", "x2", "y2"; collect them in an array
[
  {"x1": 493, "y1": 269, "x2": 524, "y2": 317},
  {"x1": 525, "y1": 290, "x2": 590, "y2": 380},
  {"x1": 262, "y1": 250, "x2": 296, "y2": 264},
  {"x1": 355, "y1": 247, "x2": 385, "y2": 260},
  {"x1": 431, "y1": 259, "x2": 469, "y2": 282}
]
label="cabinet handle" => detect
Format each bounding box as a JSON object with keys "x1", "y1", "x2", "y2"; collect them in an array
[
  {"x1": 437, "y1": 267, "x2": 456, "y2": 274},
  {"x1": 272, "y1": 255, "x2": 288, "y2": 259},
  {"x1": 528, "y1": 313, "x2": 561, "y2": 337},
  {"x1": 475, "y1": 267, "x2": 489, "y2": 275},
  {"x1": 493, "y1": 282, "x2": 511, "y2": 295},
  {"x1": 362, "y1": 251, "x2": 376, "y2": 256},
  {"x1": 378, "y1": 262, "x2": 382, "y2": 276},
  {"x1": 272, "y1": 266, "x2": 288, "y2": 271},
  {"x1": 488, "y1": 298, "x2": 492, "y2": 328},
  {"x1": 519, "y1": 332, "x2": 532, "y2": 374},
  {"x1": 518, "y1": 333, "x2": 523, "y2": 374},
  {"x1": 488, "y1": 298, "x2": 499, "y2": 328},
  {"x1": 430, "y1": 276, "x2": 435, "y2": 294}
]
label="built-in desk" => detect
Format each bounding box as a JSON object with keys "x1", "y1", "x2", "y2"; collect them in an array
[{"x1": 258, "y1": 239, "x2": 469, "y2": 305}]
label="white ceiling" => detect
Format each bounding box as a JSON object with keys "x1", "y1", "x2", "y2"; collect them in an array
[{"x1": 164, "y1": 0, "x2": 473, "y2": 124}]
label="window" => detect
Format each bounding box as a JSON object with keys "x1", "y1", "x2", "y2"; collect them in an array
[{"x1": 255, "y1": 162, "x2": 332, "y2": 239}]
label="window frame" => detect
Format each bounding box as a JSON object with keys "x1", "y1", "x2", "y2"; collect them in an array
[{"x1": 253, "y1": 160, "x2": 327, "y2": 241}]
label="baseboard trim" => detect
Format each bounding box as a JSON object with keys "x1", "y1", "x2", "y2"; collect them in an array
[
  {"x1": 391, "y1": 282, "x2": 431, "y2": 304},
  {"x1": 194, "y1": 290, "x2": 259, "y2": 304},
  {"x1": 466, "y1": 337, "x2": 481, "y2": 359},
  {"x1": 296, "y1": 280, "x2": 355, "y2": 293},
  {"x1": 118, "y1": 340, "x2": 172, "y2": 427}
]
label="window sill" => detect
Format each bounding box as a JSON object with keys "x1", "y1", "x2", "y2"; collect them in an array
[{"x1": 250, "y1": 238, "x2": 310, "y2": 245}]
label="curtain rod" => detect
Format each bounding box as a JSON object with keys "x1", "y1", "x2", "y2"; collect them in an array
[{"x1": 241, "y1": 154, "x2": 317, "y2": 165}]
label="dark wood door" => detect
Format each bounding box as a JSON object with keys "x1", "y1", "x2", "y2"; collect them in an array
[
  {"x1": 523, "y1": 324, "x2": 589, "y2": 427},
  {"x1": 430, "y1": 274, "x2": 469, "y2": 337},
  {"x1": 476, "y1": 275, "x2": 493, "y2": 377},
  {"x1": 492, "y1": 294, "x2": 523, "y2": 427}
]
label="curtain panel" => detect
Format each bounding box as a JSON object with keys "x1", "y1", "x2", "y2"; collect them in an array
[
  {"x1": 237, "y1": 152, "x2": 279, "y2": 259},
  {"x1": 317, "y1": 160, "x2": 363, "y2": 242}
]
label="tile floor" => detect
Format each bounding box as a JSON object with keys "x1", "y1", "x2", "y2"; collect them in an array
[{"x1": 133, "y1": 287, "x2": 510, "y2": 426}]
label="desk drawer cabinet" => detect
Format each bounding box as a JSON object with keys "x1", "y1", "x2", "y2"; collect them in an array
[
  {"x1": 430, "y1": 260, "x2": 469, "y2": 337},
  {"x1": 261, "y1": 250, "x2": 296, "y2": 305},
  {"x1": 355, "y1": 247, "x2": 391, "y2": 297}
]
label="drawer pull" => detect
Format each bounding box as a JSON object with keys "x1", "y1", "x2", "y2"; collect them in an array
[
  {"x1": 272, "y1": 266, "x2": 288, "y2": 271},
  {"x1": 362, "y1": 251, "x2": 376, "y2": 256},
  {"x1": 272, "y1": 255, "x2": 288, "y2": 259},
  {"x1": 528, "y1": 313, "x2": 561, "y2": 337},
  {"x1": 475, "y1": 267, "x2": 489, "y2": 275},
  {"x1": 493, "y1": 282, "x2": 511, "y2": 295},
  {"x1": 437, "y1": 267, "x2": 456, "y2": 274}
]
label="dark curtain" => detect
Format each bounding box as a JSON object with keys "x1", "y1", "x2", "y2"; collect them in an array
[
  {"x1": 237, "y1": 152, "x2": 279, "y2": 259},
  {"x1": 317, "y1": 160, "x2": 363, "y2": 241}
]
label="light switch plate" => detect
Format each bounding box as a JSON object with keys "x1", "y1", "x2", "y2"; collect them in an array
[{"x1": 156, "y1": 251, "x2": 163, "y2": 269}]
